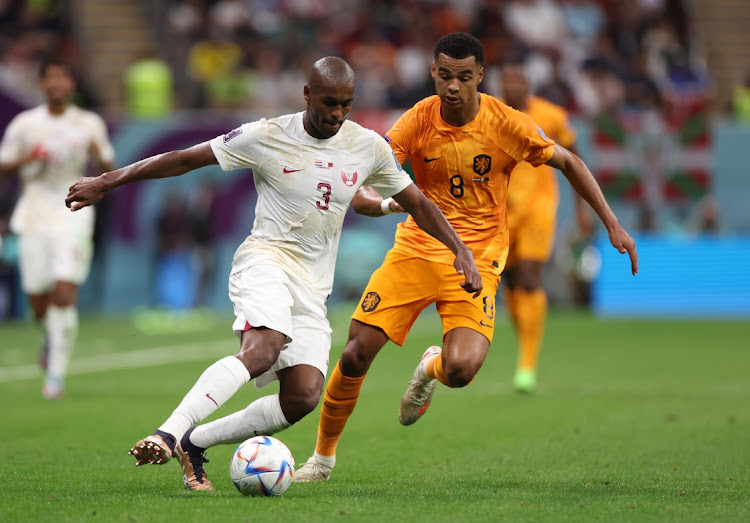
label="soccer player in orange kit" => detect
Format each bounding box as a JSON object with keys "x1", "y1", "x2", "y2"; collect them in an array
[
  {"x1": 295, "y1": 33, "x2": 638, "y2": 481},
  {"x1": 500, "y1": 59, "x2": 584, "y2": 393}
]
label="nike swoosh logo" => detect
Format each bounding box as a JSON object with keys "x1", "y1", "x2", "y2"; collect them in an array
[
  {"x1": 283, "y1": 167, "x2": 302, "y2": 173},
  {"x1": 206, "y1": 393, "x2": 218, "y2": 407},
  {"x1": 479, "y1": 321, "x2": 491, "y2": 328},
  {"x1": 424, "y1": 156, "x2": 441, "y2": 163}
]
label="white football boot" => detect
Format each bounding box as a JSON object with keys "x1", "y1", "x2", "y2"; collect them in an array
[
  {"x1": 398, "y1": 346, "x2": 441, "y2": 426},
  {"x1": 294, "y1": 454, "x2": 334, "y2": 482}
]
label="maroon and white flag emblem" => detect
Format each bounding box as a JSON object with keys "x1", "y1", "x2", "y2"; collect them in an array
[{"x1": 341, "y1": 167, "x2": 358, "y2": 187}]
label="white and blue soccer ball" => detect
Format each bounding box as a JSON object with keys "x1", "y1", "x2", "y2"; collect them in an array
[{"x1": 230, "y1": 436, "x2": 295, "y2": 496}]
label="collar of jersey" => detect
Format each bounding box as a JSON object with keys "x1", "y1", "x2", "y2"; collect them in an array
[{"x1": 430, "y1": 93, "x2": 486, "y2": 133}]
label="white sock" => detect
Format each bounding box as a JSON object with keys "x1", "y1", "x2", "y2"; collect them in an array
[
  {"x1": 190, "y1": 394, "x2": 291, "y2": 448},
  {"x1": 45, "y1": 305, "x2": 77, "y2": 383},
  {"x1": 313, "y1": 451, "x2": 336, "y2": 469},
  {"x1": 158, "y1": 356, "x2": 250, "y2": 444}
]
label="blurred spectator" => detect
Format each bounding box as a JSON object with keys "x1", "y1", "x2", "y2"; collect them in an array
[
  {"x1": 187, "y1": 30, "x2": 243, "y2": 108},
  {"x1": 685, "y1": 194, "x2": 721, "y2": 235},
  {"x1": 560, "y1": 0, "x2": 605, "y2": 43},
  {"x1": 733, "y1": 73, "x2": 750, "y2": 123},
  {"x1": 189, "y1": 181, "x2": 217, "y2": 308},
  {"x1": 124, "y1": 51, "x2": 174, "y2": 119},
  {"x1": 574, "y1": 57, "x2": 625, "y2": 116},
  {"x1": 503, "y1": 0, "x2": 566, "y2": 51},
  {"x1": 154, "y1": 193, "x2": 196, "y2": 309}
]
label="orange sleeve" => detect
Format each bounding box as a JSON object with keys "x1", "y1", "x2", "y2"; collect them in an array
[
  {"x1": 384, "y1": 107, "x2": 420, "y2": 164},
  {"x1": 503, "y1": 108, "x2": 555, "y2": 168}
]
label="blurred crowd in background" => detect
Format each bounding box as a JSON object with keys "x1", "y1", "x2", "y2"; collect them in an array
[{"x1": 0, "y1": 0, "x2": 724, "y2": 116}]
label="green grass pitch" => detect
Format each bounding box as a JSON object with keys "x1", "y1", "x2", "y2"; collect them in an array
[{"x1": 1, "y1": 306, "x2": 748, "y2": 522}]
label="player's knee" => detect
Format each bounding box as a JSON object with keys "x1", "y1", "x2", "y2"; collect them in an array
[
  {"x1": 236, "y1": 345, "x2": 280, "y2": 376},
  {"x1": 339, "y1": 340, "x2": 376, "y2": 377},
  {"x1": 443, "y1": 359, "x2": 481, "y2": 388},
  {"x1": 516, "y1": 262, "x2": 542, "y2": 291},
  {"x1": 279, "y1": 389, "x2": 320, "y2": 423},
  {"x1": 237, "y1": 328, "x2": 286, "y2": 374},
  {"x1": 518, "y1": 272, "x2": 542, "y2": 292}
]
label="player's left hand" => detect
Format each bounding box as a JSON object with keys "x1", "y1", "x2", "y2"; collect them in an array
[
  {"x1": 65, "y1": 176, "x2": 107, "y2": 211},
  {"x1": 608, "y1": 224, "x2": 638, "y2": 275},
  {"x1": 385, "y1": 198, "x2": 405, "y2": 214},
  {"x1": 454, "y1": 248, "x2": 483, "y2": 298}
]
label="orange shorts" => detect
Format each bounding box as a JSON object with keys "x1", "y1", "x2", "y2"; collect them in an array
[
  {"x1": 506, "y1": 195, "x2": 558, "y2": 267},
  {"x1": 351, "y1": 249, "x2": 500, "y2": 346}
]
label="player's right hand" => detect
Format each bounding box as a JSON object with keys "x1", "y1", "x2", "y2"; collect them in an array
[
  {"x1": 454, "y1": 247, "x2": 483, "y2": 298},
  {"x1": 65, "y1": 176, "x2": 106, "y2": 211},
  {"x1": 608, "y1": 223, "x2": 638, "y2": 275}
]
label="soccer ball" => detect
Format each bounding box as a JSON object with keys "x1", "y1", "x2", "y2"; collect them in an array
[{"x1": 230, "y1": 436, "x2": 295, "y2": 496}]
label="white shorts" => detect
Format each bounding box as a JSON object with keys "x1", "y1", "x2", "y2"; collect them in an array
[
  {"x1": 228, "y1": 264, "x2": 331, "y2": 388},
  {"x1": 18, "y1": 231, "x2": 93, "y2": 294}
]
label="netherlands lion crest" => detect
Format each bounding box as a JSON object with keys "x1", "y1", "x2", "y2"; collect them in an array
[
  {"x1": 361, "y1": 292, "x2": 381, "y2": 312},
  {"x1": 341, "y1": 166, "x2": 358, "y2": 187},
  {"x1": 473, "y1": 154, "x2": 492, "y2": 175}
]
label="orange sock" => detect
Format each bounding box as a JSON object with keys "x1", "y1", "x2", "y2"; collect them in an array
[
  {"x1": 427, "y1": 353, "x2": 459, "y2": 387},
  {"x1": 503, "y1": 286, "x2": 519, "y2": 325},
  {"x1": 510, "y1": 288, "x2": 548, "y2": 371},
  {"x1": 315, "y1": 360, "x2": 366, "y2": 458}
]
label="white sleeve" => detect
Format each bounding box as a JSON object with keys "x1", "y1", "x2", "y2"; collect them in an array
[
  {"x1": 209, "y1": 120, "x2": 267, "y2": 172},
  {"x1": 365, "y1": 134, "x2": 413, "y2": 198},
  {"x1": 0, "y1": 115, "x2": 24, "y2": 163},
  {"x1": 91, "y1": 114, "x2": 115, "y2": 163}
]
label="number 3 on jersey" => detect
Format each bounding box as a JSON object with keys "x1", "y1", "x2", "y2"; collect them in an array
[{"x1": 316, "y1": 182, "x2": 332, "y2": 210}]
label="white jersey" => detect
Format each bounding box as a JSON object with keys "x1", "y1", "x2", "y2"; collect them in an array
[
  {"x1": 210, "y1": 112, "x2": 412, "y2": 296},
  {"x1": 0, "y1": 104, "x2": 115, "y2": 235}
]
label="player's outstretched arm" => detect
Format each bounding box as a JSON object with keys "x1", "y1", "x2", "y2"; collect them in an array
[
  {"x1": 392, "y1": 184, "x2": 483, "y2": 297},
  {"x1": 547, "y1": 145, "x2": 638, "y2": 275},
  {"x1": 352, "y1": 185, "x2": 405, "y2": 217},
  {"x1": 66, "y1": 142, "x2": 217, "y2": 211}
]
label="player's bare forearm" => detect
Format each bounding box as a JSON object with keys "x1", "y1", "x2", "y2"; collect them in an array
[
  {"x1": 547, "y1": 145, "x2": 639, "y2": 274},
  {"x1": 352, "y1": 186, "x2": 404, "y2": 217},
  {"x1": 66, "y1": 142, "x2": 216, "y2": 211},
  {"x1": 547, "y1": 145, "x2": 617, "y2": 228},
  {"x1": 102, "y1": 142, "x2": 216, "y2": 191},
  {"x1": 393, "y1": 184, "x2": 483, "y2": 296},
  {"x1": 352, "y1": 186, "x2": 386, "y2": 216}
]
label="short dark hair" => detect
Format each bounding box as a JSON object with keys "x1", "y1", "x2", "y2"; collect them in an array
[
  {"x1": 39, "y1": 58, "x2": 74, "y2": 79},
  {"x1": 434, "y1": 33, "x2": 484, "y2": 66}
]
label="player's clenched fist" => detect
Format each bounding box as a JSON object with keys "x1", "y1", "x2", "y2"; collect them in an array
[
  {"x1": 454, "y1": 247, "x2": 483, "y2": 298},
  {"x1": 66, "y1": 176, "x2": 107, "y2": 211}
]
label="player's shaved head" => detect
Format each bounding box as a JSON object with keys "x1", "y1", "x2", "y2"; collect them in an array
[
  {"x1": 307, "y1": 56, "x2": 355, "y2": 91},
  {"x1": 303, "y1": 57, "x2": 356, "y2": 139}
]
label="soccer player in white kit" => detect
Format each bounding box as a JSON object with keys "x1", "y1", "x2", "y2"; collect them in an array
[
  {"x1": 0, "y1": 59, "x2": 115, "y2": 400},
  {"x1": 66, "y1": 57, "x2": 483, "y2": 491}
]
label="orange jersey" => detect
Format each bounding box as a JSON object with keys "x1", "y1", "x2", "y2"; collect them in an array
[
  {"x1": 506, "y1": 96, "x2": 576, "y2": 211},
  {"x1": 385, "y1": 93, "x2": 555, "y2": 274}
]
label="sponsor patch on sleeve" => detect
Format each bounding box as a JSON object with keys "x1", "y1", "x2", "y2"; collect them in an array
[{"x1": 223, "y1": 127, "x2": 243, "y2": 143}]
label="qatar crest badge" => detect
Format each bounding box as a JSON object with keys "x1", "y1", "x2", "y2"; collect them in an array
[{"x1": 341, "y1": 166, "x2": 358, "y2": 187}]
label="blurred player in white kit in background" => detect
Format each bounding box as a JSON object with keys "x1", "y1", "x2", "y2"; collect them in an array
[{"x1": 0, "y1": 59, "x2": 115, "y2": 399}]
